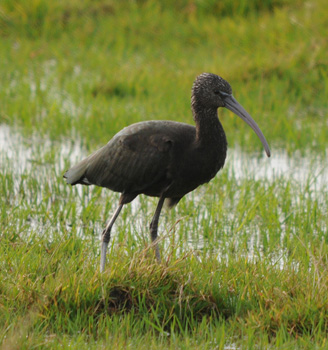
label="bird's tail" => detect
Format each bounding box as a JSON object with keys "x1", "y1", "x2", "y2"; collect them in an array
[{"x1": 63, "y1": 158, "x2": 90, "y2": 186}]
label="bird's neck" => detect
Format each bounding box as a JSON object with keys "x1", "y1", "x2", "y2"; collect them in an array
[{"x1": 192, "y1": 103, "x2": 227, "y2": 153}]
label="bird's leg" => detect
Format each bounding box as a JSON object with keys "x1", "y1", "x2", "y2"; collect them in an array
[
  {"x1": 100, "y1": 204, "x2": 123, "y2": 272},
  {"x1": 149, "y1": 196, "x2": 165, "y2": 262}
]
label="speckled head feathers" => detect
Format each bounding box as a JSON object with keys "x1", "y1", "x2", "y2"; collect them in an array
[
  {"x1": 193, "y1": 73, "x2": 232, "y2": 94},
  {"x1": 191, "y1": 73, "x2": 232, "y2": 109}
]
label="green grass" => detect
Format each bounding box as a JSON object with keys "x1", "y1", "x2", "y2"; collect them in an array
[{"x1": 1, "y1": 0, "x2": 328, "y2": 348}]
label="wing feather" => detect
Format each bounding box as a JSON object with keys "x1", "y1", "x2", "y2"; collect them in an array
[{"x1": 64, "y1": 121, "x2": 195, "y2": 195}]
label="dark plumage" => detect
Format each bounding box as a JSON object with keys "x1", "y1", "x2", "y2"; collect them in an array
[{"x1": 64, "y1": 73, "x2": 270, "y2": 272}]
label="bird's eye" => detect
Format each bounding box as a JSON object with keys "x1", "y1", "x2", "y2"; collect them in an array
[{"x1": 214, "y1": 90, "x2": 230, "y2": 97}]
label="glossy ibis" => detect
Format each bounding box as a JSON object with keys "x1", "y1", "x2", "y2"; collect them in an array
[{"x1": 64, "y1": 73, "x2": 270, "y2": 272}]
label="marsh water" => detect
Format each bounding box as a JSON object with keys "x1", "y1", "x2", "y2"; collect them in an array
[
  {"x1": 1, "y1": 123, "x2": 327, "y2": 265},
  {"x1": 2, "y1": 124, "x2": 326, "y2": 186}
]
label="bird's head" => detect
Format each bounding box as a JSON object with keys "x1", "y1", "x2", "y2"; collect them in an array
[
  {"x1": 192, "y1": 73, "x2": 271, "y2": 157},
  {"x1": 192, "y1": 73, "x2": 232, "y2": 109}
]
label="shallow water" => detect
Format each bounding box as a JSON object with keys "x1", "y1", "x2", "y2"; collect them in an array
[
  {"x1": 228, "y1": 147, "x2": 327, "y2": 191},
  {"x1": 0, "y1": 124, "x2": 84, "y2": 172},
  {"x1": 1, "y1": 123, "x2": 327, "y2": 265},
  {"x1": 1, "y1": 123, "x2": 327, "y2": 187}
]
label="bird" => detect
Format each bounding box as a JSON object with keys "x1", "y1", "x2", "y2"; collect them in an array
[{"x1": 64, "y1": 73, "x2": 271, "y2": 272}]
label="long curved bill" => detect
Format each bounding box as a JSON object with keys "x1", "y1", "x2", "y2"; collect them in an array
[{"x1": 223, "y1": 95, "x2": 271, "y2": 157}]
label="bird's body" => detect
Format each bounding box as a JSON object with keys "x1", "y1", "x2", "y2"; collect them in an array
[
  {"x1": 64, "y1": 73, "x2": 270, "y2": 271},
  {"x1": 65, "y1": 119, "x2": 227, "y2": 206}
]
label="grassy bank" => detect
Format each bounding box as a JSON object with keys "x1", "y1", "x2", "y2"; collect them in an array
[{"x1": 1, "y1": 0, "x2": 328, "y2": 348}]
